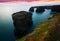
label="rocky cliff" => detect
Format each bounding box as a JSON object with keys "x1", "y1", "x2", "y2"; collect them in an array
[
  {"x1": 17, "y1": 14, "x2": 60, "y2": 41},
  {"x1": 29, "y1": 5, "x2": 60, "y2": 13},
  {"x1": 12, "y1": 11, "x2": 33, "y2": 39}
]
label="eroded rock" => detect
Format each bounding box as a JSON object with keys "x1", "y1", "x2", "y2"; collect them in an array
[{"x1": 12, "y1": 11, "x2": 33, "y2": 39}]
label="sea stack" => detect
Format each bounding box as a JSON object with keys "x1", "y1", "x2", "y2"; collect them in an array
[{"x1": 12, "y1": 11, "x2": 33, "y2": 38}]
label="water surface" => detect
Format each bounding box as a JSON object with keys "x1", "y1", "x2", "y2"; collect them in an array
[{"x1": 0, "y1": 4, "x2": 53, "y2": 41}]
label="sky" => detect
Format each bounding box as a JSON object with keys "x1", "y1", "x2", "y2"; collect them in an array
[
  {"x1": 0, "y1": 0, "x2": 38, "y2": 2},
  {"x1": 0, "y1": 0, "x2": 60, "y2": 2}
]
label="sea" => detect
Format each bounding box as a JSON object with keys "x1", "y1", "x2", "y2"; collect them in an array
[{"x1": 0, "y1": 2, "x2": 58, "y2": 41}]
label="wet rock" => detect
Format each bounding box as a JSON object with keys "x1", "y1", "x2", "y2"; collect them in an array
[
  {"x1": 29, "y1": 7, "x2": 34, "y2": 12},
  {"x1": 12, "y1": 11, "x2": 33, "y2": 39}
]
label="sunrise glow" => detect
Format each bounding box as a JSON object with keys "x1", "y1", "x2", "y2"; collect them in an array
[{"x1": 0, "y1": 0, "x2": 60, "y2": 2}]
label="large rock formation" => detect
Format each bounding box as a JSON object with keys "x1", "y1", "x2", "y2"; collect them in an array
[
  {"x1": 29, "y1": 5, "x2": 60, "y2": 13},
  {"x1": 29, "y1": 6, "x2": 51, "y2": 13},
  {"x1": 12, "y1": 11, "x2": 33, "y2": 39}
]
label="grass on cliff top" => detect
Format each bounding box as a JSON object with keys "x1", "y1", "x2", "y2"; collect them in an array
[{"x1": 17, "y1": 14, "x2": 60, "y2": 41}]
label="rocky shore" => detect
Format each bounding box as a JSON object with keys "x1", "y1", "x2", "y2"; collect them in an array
[
  {"x1": 12, "y1": 5, "x2": 60, "y2": 40},
  {"x1": 29, "y1": 5, "x2": 60, "y2": 13},
  {"x1": 17, "y1": 14, "x2": 60, "y2": 41}
]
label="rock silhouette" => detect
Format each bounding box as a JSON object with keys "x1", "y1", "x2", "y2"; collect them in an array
[
  {"x1": 12, "y1": 11, "x2": 33, "y2": 39},
  {"x1": 29, "y1": 5, "x2": 60, "y2": 13}
]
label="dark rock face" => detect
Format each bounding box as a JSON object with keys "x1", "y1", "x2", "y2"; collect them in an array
[
  {"x1": 36, "y1": 7, "x2": 45, "y2": 13},
  {"x1": 52, "y1": 5, "x2": 60, "y2": 12},
  {"x1": 12, "y1": 11, "x2": 33, "y2": 38},
  {"x1": 29, "y1": 7, "x2": 34, "y2": 12},
  {"x1": 29, "y1": 5, "x2": 60, "y2": 13},
  {"x1": 29, "y1": 6, "x2": 51, "y2": 13}
]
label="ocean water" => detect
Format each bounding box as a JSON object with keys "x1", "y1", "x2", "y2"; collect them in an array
[
  {"x1": 28, "y1": 9, "x2": 53, "y2": 32},
  {"x1": 0, "y1": 4, "x2": 53, "y2": 41}
]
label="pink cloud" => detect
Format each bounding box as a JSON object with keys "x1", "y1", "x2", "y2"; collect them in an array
[
  {"x1": 0, "y1": 0, "x2": 38, "y2": 2},
  {"x1": 0, "y1": 0, "x2": 60, "y2": 2}
]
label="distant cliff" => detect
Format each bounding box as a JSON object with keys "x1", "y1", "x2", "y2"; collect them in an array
[
  {"x1": 17, "y1": 14, "x2": 60, "y2": 41},
  {"x1": 29, "y1": 5, "x2": 60, "y2": 13}
]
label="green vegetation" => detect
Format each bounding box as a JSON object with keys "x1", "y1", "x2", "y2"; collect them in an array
[{"x1": 17, "y1": 14, "x2": 60, "y2": 41}]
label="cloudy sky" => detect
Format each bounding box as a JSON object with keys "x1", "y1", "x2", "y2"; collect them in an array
[{"x1": 0, "y1": 0, "x2": 60, "y2": 2}]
